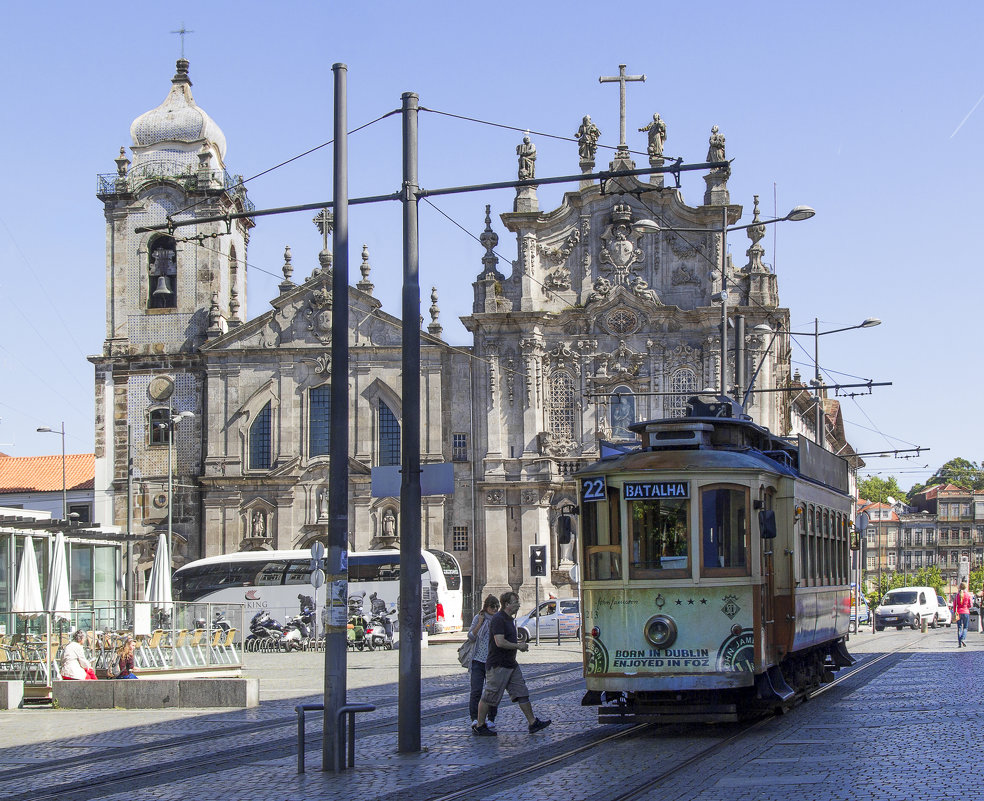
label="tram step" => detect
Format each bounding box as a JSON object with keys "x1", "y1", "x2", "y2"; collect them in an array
[{"x1": 600, "y1": 703, "x2": 738, "y2": 724}]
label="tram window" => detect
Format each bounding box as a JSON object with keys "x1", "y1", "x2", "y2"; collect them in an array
[
  {"x1": 700, "y1": 485, "x2": 750, "y2": 576},
  {"x1": 628, "y1": 496, "x2": 688, "y2": 578},
  {"x1": 799, "y1": 503, "x2": 809, "y2": 581},
  {"x1": 583, "y1": 486, "x2": 622, "y2": 581}
]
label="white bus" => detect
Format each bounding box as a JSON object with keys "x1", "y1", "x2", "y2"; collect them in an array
[{"x1": 172, "y1": 548, "x2": 463, "y2": 634}]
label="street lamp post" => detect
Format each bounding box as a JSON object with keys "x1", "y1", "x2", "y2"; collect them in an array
[
  {"x1": 789, "y1": 317, "x2": 881, "y2": 445},
  {"x1": 634, "y1": 205, "x2": 815, "y2": 396},
  {"x1": 37, "y1": 422, "x2": 66, "y2": 519},
  {"x1": 155, "y1": 410, "x2": 194, "y2": 567}
]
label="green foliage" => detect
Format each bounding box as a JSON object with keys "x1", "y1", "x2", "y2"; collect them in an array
[
  {"x1": 866, "y1": 566, "x2": 945, "y2": 607},
  {"x1": 969, "y1": 565, "x2": 984, "y2": 596},
  {"x1": 908, "y1": 457, "x2": 984, "y2": 499},
  {"x1": 858, "y1": 475, "x2": 907, "y2": 505}
]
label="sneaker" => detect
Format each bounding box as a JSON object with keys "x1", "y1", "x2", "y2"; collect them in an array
[
  {"x1": 486, "y1": 719, "x2": 496, "y2": 732},
  {"x1": 471, "y1": 719, "x2": 479, "y2": 729},
  {"x1": 528, "y1": 718, "x2": 551, "y2": 733},
  {"x1": 473, "y1": 724, "x2": 497, "y2": 737}
]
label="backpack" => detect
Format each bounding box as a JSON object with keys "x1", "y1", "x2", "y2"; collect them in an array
[{"x1": 106, "y1": 653, "x2": 121, "y2": 679}]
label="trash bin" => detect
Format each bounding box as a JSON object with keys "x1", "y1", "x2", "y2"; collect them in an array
[{"x1": 969, "y1": 609, "x2": 980, "y2": 633}]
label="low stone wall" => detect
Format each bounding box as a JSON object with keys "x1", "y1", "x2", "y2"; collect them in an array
[
  {"x1": 52, "y1": 678, "x2": 258, "y2": 709},
  {"x1": 0, "y1": 681, "x2": 23, "y2": 709}
]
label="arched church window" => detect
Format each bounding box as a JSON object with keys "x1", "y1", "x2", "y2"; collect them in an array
[
  {"x1": 309, "y1": 385, "x2": 331, "y2": 458},
  {"x1": 668, "y1": 368, "x2": 697, "y2": 417},
  {"x1": 547, "y1": 371, "x2": 576, "y2": 441},
  {"x1": 609, "y1": 386, "x2": 635, "y2": 439},
  {"x1": 379, "y1": 402, "x2": 401, "y2": 466},
  {"x1": 249, "y1": 402, "x2": 272, "y2": 470},
  {"x1": 149, "y1": 408, "x2": 170, "y2": 445},
  {"x1": 148, "y1": 235, "x2": 177, "y2": 309}
]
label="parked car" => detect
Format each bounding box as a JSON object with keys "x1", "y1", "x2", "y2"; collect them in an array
[
  {"x1": 874, "y1": 586, "x2": 939, "y2": 631},
  {"x1": 516, "y1": 598, "x2": 580, "y2": 642},
  {"x1": 936, "y1": 596, "x2": 953, "y2": 627}
]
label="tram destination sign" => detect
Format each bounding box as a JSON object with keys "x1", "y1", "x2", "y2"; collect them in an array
[{"x1": 623, "y1": 481, "x2": 689, "y2": 499}]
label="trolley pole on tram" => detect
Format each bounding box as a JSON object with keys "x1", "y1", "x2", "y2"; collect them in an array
[{"x1": 324, "y1": 62, "x2": 350, "y2": 773}]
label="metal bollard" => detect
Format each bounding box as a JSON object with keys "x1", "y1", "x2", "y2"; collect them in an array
[
  {"x1": 921, "y1": 617, "x2": 928, "y2": 634},
  {"x1": 295, "y1": 703, "x2": 324, "y2": 774}
]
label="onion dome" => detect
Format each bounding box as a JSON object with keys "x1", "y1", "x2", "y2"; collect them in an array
[{"x1": 130, "y1": 59, "x2": 227, "y2": 161}]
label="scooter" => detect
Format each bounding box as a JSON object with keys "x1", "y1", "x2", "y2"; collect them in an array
[
  {"x1": 366, "y1": 610, "x2": 396, "y2": 650},
  {"x1": 283, "y1": 611, "x2": 313, "y2": 651},
  {"x1": 346, "y1": 596, "x2": 373, "y2": 651}
]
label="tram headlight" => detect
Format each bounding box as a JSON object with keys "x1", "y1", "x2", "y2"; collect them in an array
[{"x1": 643, "y1": 614, "x2": 678, "y2": 649}]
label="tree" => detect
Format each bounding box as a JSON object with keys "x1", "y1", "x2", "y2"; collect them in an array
[
  {"x1": 858, "y1": 475, "x2": 907, "y2": 505},
  {"x1": 909, "y1": 458, "x2": 984, "y2": 499}
]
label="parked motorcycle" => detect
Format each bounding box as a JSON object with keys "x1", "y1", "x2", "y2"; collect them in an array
[{"x1": 245, "y1": 610, "x2": 285, "y2": 652}]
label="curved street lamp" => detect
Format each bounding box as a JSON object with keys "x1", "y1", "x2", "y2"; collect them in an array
[
  {"x1": 37, "y1": 422, "x2": 67, "y2": 520},
  {"x1": 154, "y1": 410, "x2": 195, "y2": 567}
]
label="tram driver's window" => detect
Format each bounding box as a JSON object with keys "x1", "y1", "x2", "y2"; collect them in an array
[
  {"x1": 583, "y1": 486, "x2": 622, "y2": 581},
  {"x1": 700, "y1": 485, "x2": 750, "y2": 576},
  {"x1": 628, "y1": 497, "x2": 689, "y2": 578}
]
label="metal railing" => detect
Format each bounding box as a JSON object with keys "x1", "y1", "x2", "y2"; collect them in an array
[{"x1": 0, "y1": 600, "x2": 245, "y2": 685}]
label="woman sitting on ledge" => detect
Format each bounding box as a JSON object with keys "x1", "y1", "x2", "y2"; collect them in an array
[
  {"x1": 60, "y1": 630, "x2": 96, "y2": 680},
  {"x1": 112, "y1": 636, "x2": 138, "y2": 679}
]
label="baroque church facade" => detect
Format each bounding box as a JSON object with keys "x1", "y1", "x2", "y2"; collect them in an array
[{"x1": 91, "y1": 60, "x2": 805, "y2": 606}]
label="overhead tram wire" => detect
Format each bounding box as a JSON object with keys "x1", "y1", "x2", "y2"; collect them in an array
[
  {"x1": 182, "y1": 235, "x2": 536, "y2": 386},
  {"x1": 164, "y1": 109, "x2": 402, "y2": 220}
]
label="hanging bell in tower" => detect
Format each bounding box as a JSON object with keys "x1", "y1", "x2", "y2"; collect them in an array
[{"x1": 153, "y1": 276, "x2": 173, "y2": 297}]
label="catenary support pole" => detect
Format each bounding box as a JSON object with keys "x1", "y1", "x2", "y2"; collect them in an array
[
  {"x1": 324, "y1": 62, "x2": 350, "y2": 773},
  {"x1": 719, "y1": 206, "x2": 728, "y2": 395},
  {"x1": 399, "y1": 90, "x2": 423, "y2": 753}
]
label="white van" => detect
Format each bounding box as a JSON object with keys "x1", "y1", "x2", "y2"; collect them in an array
[
  {"x1": 516, "y1": 598, "x2": 580, "y2": 642},
  {"x1": 874, "y1": 586, "x2": 939, "y2": 631}
]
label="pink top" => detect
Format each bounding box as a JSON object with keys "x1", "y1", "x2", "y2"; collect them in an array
[{"x1": 954, "y1": 590, "x2": 973, "y2": 616}]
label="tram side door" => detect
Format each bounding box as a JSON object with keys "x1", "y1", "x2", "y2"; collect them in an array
[{"x1": 760, "y1": 494, "x2": 777, "y2": 662}]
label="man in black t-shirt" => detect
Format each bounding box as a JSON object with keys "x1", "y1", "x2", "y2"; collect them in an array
[{"x1": 473, "y1": 591, "x2": 551, "y2": 736}]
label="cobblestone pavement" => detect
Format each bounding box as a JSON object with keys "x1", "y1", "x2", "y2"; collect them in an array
[{"x1": 0, "y1": 627, "x2": 978, "y2": 800}]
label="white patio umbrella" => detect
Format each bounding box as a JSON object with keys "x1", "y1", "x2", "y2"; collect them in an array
[
  {"x1": 46, "y1": 531, "x2": 72, "y2": 623},
  {"x1": 145, "y1": 532, "x2": 173, "y2": 619},
  {"x1": 12, "y1": 535, "x2": 44, "y2": 619}
]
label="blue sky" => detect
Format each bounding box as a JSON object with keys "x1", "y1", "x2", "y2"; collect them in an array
[{"x1": 0, "y1": 2, "x2": 980, "y2": 490}]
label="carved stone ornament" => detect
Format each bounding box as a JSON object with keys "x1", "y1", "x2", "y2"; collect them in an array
[
  {"x1": 305, "y1": 287, "x2": 333, "y2": 344},
  {"x1": 605, "y1": 309, "x2": 639, "y2": 336},
  {"x1": 486, "y1": 489, "x2": 504, "y2": 505},
  {"x1": 548, "y1": 342, "x2": 580, "y2": 372},
  {"x1": 671, "y1": 262, "x2": 702, "y2": 287},
  {"x1": 543, "y1": 268, "x2": 572, "y2": 293},
  {"x1": 596, "y1": 340, "x2": 646, "y2": 380},
  {"x1": 539, "y1": 227, "x2": 581, "y2": 266},
  {"x1": 598, "y1": 204, "x2": 645, "y2": 287},
  {"x1": 521, "y1": 489, "x2": 540, "y2": 505},
  {"x1": 538, "y1": 431, "x2": 578, "y2": 457}
]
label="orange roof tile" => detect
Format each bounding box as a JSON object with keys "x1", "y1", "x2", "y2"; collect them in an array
[{"x1": 0, "y1": 453, "x2": 94, "y2": 493}]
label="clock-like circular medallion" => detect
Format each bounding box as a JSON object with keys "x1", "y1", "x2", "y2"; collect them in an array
[
  {"x1": 148, "y1": 376, "x2": 175, "y2": 401},
  {"x1": 153, "y1": 493, "x2": 169, "y2": 509}
]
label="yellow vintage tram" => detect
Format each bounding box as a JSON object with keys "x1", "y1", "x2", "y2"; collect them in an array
[{"x1": 576, "y1": 396, "x2": 855, "y2": 722}]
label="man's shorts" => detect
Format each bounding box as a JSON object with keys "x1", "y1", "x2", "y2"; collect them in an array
[{"x1": 481, "y1": 664, "x2": 530, "y2": 706}]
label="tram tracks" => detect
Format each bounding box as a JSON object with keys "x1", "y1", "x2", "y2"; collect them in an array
[
  {"x1": 1, "y1": 664, "x2": 583, "y2": 801},
  {"x1": 417, "y1": 640, "x2": 914, "y2": 801}
]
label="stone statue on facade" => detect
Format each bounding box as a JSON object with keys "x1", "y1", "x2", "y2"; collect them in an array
[
  {"x1": 251, "y1": 510, "x2": 266, "y2": 538},
  {"x1": 517, "y1": 134, "x2": 536, "y2": 180},
  {"x1": 707, "y1": 125, "x2": 727, "y2": 167},
  {"x1": 318, "y1": 488, "x2": 328, "y2": 519},
  {"x1": 383, "y1": 509, "x2": 396, "y2": 538},
  {"x1": 575, "y1": 115, "x2": 601, "y2": 162},
  {"x1": 638, "y1": 113, "x2": 666, "y2": 157}
]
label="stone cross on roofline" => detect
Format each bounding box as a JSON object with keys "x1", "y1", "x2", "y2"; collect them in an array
[
  {"x1": 599, "y1": 64, "x2": 646, "y2": 150},
  {"x1": 170, "y1": 24, "x2": 194, "y2": 59}
]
